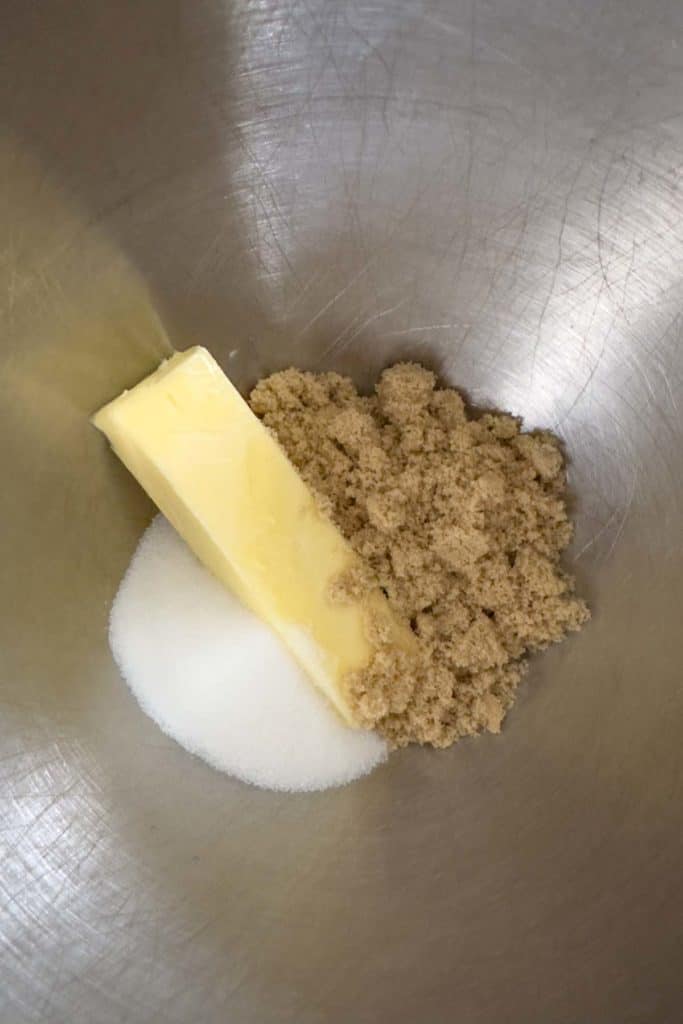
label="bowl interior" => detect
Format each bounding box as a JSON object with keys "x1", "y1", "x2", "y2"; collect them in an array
[{"x1": 2, "y1": 2, "x2": 683, "y2": 1022}]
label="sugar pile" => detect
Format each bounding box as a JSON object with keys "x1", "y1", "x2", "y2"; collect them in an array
[{"x1": 109, "y1": 516, "x2": 388, "y2": 792}]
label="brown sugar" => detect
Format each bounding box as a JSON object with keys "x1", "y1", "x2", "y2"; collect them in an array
[{"x1": 250, "y1": 363, "x2": 589, "y2": 748}]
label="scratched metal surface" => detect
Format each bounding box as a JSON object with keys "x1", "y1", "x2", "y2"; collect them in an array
[{"x1": 2, "y1": 1, "x2": 683, "y2": 1022}]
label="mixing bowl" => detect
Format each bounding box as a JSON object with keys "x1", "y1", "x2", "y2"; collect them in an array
[{"x1": 2, "y1": 2, "x2": 682, "y2": 1021}]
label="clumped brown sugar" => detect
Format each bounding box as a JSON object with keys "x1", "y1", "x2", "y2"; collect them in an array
[{"x1": 250, "y1": 363, "x2": 589, "y2": 749}]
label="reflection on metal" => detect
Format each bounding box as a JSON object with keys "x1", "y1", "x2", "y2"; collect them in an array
[{"x1": 2, "y1": 1, "x2": 682, "y2": 1022}]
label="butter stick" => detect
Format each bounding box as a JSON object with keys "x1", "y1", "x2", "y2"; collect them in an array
[{"x1": 93, "y1": 347, "x2": 415, "y2": 725}]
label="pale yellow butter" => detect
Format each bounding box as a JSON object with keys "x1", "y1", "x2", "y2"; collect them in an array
[{"x1": 93, "y1": 347, "x2": 414, "y2": 725}]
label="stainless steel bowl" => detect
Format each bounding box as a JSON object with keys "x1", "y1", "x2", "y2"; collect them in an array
[{"x1": 2, "y1": 3, "x2": 682, "y2": 1021}]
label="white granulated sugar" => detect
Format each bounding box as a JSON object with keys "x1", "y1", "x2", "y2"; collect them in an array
[{"x1": 109, "y1": 516, "x2": 388, "y2": 792}]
